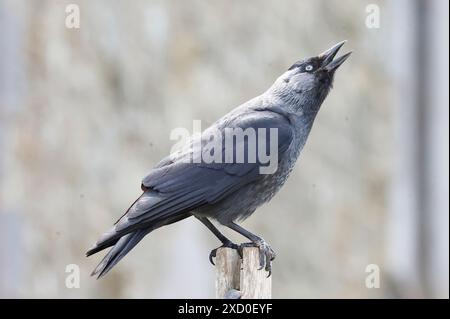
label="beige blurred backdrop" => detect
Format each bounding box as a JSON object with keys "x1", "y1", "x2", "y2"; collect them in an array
[{"x1": 0, "y1": 0, "x2": 448, "y2": 298}]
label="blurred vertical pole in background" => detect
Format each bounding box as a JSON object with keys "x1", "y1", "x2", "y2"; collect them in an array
[
  {"x1": 421, "y1": 0, "x2": 449, "y2": 299},
  {"x1": 388, "y1": 0, "x2": 449, "y2": 298},
  {"x1": 0, "y1": 1, "x2": 25, "y2": 298}
]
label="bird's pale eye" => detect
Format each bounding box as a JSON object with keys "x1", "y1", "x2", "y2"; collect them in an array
[{"x1": 305, "y1": 65, "x2": 314, "y2": 72}]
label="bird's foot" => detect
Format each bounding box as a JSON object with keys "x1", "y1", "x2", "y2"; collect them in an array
[
  {"x1": 209, "y1": 241, "x2": 240, "y2": 265},
  {"x1": 239, "y1": 240, "x2": 276, "y2": 277}
]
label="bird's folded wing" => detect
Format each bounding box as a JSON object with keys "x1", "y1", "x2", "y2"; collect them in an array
[{"x1": 115, "y1": 110, "x2": 294, "y2": 235}]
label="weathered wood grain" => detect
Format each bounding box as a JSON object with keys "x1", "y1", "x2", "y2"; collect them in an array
[{"x1": 215, "y1": 247, "x2": 271, "y2": 299}]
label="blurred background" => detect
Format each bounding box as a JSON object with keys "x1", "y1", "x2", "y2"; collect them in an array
[{"x1": 0, "y1": 0, "x2": 448, "y2": 298}]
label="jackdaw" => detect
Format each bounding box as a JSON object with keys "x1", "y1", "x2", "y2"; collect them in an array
[{"x1": 87, "y1": 41, "x2": 351, "y2": 278}]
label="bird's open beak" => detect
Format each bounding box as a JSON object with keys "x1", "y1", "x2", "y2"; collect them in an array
[{"x1": 319, "y1": 40, "x2": 352, "y2": 72}]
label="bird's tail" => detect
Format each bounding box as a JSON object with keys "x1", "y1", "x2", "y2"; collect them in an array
[{"x1": 90, "y1": 227, "x2": 152, "y2": 279}]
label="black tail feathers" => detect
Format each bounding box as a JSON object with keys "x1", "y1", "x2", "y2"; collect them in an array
[{"x1": 90, "y1": 228, "x2": 152, "y2": 279}]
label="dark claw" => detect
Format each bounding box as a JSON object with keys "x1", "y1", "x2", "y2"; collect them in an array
[
  {"x1": 209, "y1": 241, "x2": 239, "y2": 266},
  {"x1": 209, "y1": 249, "x2": 217, "y2": 265}
]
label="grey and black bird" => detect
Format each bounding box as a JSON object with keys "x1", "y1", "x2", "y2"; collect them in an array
[{"x1": 87, "y1": 41, "x2": 351, "y2": 278}]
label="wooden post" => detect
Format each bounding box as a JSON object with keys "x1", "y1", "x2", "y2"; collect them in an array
[{"x1": 215, "y1": 247, "x2": 272, "y2": 299}]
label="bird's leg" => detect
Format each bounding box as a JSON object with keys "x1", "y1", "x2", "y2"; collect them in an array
[
  {"x1": 196, "y1": 216, "x2": 239, "y2": 265},
  {"x1": 225, "y1": 222, "x2": 276, "y2": 277}
]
